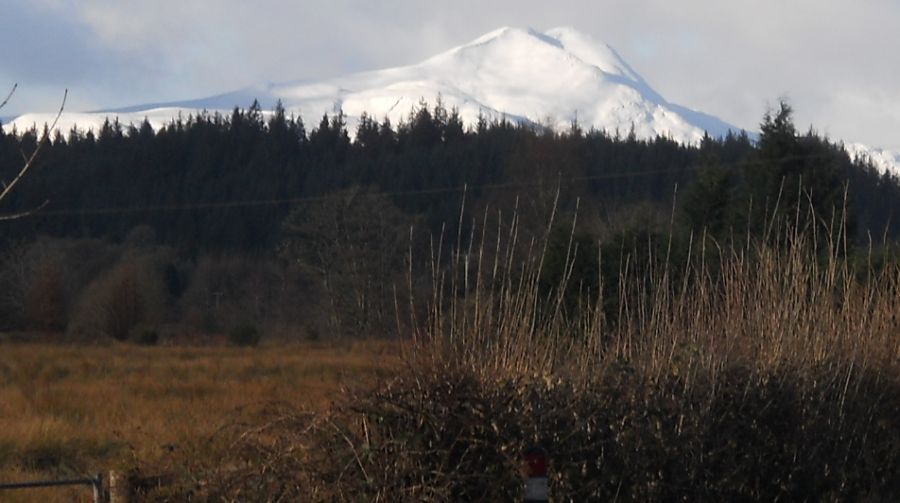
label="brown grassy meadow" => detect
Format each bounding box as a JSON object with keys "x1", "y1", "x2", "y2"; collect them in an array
[{"x1": 0, "y1": 341, "x2": 400, "y2": 502}]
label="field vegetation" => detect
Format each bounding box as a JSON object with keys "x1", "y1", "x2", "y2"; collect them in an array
[{"x1": 0, "y1": 341, "x2": 400, "y2": 502}]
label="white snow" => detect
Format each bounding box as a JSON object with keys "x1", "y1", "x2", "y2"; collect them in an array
[
  {"x1": 844, "y1": 143, "x2": 900, "y2": 177},
  {"x1": 6, "y1": 26, "x2": 899, "y2": 176}
]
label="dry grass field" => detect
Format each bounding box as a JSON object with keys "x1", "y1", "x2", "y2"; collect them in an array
[{"x1": 0, "y1": 340, "x2": 401, "y2": 502}]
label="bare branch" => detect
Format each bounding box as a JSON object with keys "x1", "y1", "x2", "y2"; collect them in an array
[
  {"x1": 0, "y1": 88, "x2": 67, "y2": 220},
  {"x1": 0, "y1": 83, "x2": 16, "y2": 111}
]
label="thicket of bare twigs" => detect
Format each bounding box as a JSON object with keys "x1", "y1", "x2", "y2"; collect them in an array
[{"x1": 137, "y1": 201, "x2": 900, "y2": 502}]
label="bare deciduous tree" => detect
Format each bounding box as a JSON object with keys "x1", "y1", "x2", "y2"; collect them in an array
[
  {"x1": 0, "y1": 84, "x2": 67, "y2": 221},
  {"x1": 278, "y1": 186, "x2": 414, "y2": 338}
]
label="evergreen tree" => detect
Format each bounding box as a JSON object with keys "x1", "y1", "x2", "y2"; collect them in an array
[
  {"x1": 681, "y1": 165, "x2": 733, "y2": 237},
  {"x1": 745, "y1": 101, "x2": 849, "y2": 243}
]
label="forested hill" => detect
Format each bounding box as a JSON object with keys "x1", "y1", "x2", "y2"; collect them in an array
[{"x1": 1, "y1": 100, "x2": 899, "y2": 254}]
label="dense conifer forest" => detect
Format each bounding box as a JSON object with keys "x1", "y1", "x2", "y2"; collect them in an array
[{"x1": 1, "y1": 100, "x2": 899, "y2": 340}]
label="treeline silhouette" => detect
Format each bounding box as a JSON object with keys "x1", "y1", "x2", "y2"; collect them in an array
[
  {"x1": 1, "y1": 99, "x2": 899, "y2": 340},
  {"x1": 2, "y1": 100, "x2": 899, "y2": 249}
]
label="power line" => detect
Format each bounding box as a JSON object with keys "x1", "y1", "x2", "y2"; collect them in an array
[
  {"x1": 31, "y1": 168, "x2": 678, "y2": 217},
  {"x1": 26, "y1": 152, "x2": 839, "y2": 218}
]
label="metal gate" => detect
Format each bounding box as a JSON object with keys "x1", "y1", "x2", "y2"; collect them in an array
[{"x1": 0, "y1": 473, "x2": 103, "y2": 502}]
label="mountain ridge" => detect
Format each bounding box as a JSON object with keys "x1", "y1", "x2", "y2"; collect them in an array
[{"x1": 7, "y1": 26, "x2": 899, "y2": 175}]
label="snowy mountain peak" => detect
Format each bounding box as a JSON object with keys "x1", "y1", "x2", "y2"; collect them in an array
[
  {"x1": 448, "y1": 26, "x2": 563, "y2": 53},
  {"x1": 8, "y1": 26, "x2": 899, "y2": 176},
  {"x1": 427, "y1": 26, "x2": 645, "y2": 89},
  {"x1": 544, "y1": 26, "x2": 643, "y2": 83},
  {"x1": 6, "y1": 25, "x2": 743, "y2": 145}
]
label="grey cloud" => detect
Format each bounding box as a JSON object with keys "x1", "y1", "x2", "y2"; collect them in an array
[{"x1": 1, "y1": 4, "x2": 105, "y2": 83}]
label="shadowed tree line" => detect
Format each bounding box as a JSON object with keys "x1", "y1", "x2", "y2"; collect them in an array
[{"x1": 1, "y1": 100, "x2": 899, "y2": 341}]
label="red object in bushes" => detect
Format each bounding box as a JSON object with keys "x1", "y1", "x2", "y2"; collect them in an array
[{"x1": 523, "y1": 446, "x2": 548, "y2": 502}]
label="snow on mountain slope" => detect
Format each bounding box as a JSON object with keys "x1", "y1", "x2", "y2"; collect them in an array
[
  {"x1": 7, "y1": 26, "x2": 899, "y2": 175},
  {"x1": 844, "y1": 143, "x2": 900, "y2": 176},
  {"x1": 7, "y1": 27, "x2": 736, "y2": 142}
]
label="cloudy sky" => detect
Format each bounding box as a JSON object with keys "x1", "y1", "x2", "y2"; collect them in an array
[{"x1": 2, "y1": 0, "x2": 898, "y2": 149}]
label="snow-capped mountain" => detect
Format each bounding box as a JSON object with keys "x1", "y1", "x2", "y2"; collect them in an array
[
  {"x1": 11, "y1": 27, "x2": 737, "y2": 143},
  {"x1": 8, "y1": 26, "x2": 899, "y2": 175}
]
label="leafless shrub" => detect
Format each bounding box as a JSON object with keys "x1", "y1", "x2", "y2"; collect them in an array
[
  {"x1": 179, "y1": 255, "x2": 305, "y2": 337},
  {"x1": 70, "y1": 255, "x2": 167, "y2": 340},
  {"x1": 23, "y1": 255, "x2": 67, "y2": 330},
  {"x1": 278, "y1": 186, "x2": 415, "y2": 338}
]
